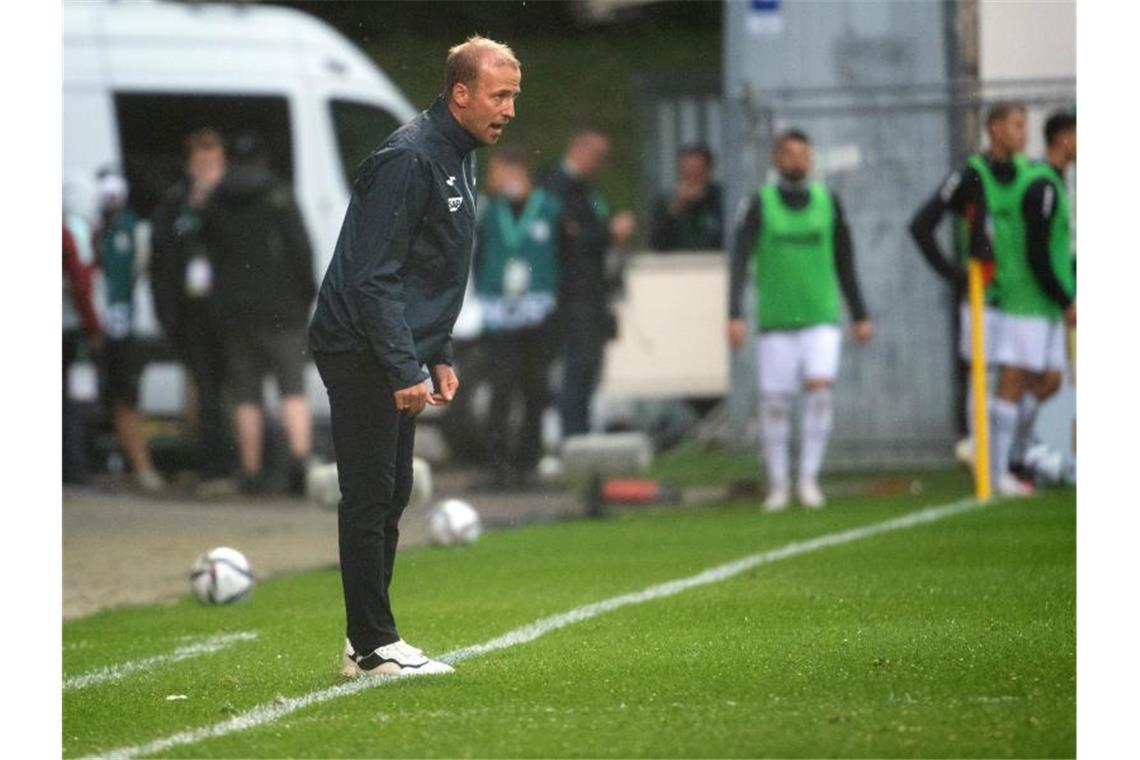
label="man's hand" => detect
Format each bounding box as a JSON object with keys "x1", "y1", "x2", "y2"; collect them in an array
[
  {"x1": 610, "y1": 210, "x2": 637, "y2": 246},
  {"x1": 1065, "y1": 302, "x2": 1076, "y2": 328},
  {"x1": 727, "y1": 318, "x2": 748, "y2": 350},
  {"x1": 669, "y1": 181, "x2": 705, "y2": 215},
  {"x1": 393, "y1": 380, "x2": 437, "y2": 416},
  {"x1": 429, "y1": 363, "x2": 459, "y2": 405},
  {"x1": 851, "y1": 320, "x2": 874, "y2": 345}
]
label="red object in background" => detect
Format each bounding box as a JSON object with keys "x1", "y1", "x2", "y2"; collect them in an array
[
  {"x1": 980, "y1": 259, "x2": 996, "y2": 286},
  {"x1": 63, "y1": 224, "x2": 102, "y2": 338},
  {"x1": 603, "y1": 479, "x2": 664, "y2": 504}
]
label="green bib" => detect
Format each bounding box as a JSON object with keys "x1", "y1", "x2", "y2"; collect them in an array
[
  {"x1": 474, "y1": 189, "x2": 561, "y2": 298},
  {"x1": 753, "y1": 182, "x2": 839, "y2": 330},
  {"x1": 964, "y1": 153, "x2": 1029, "y2": 302},
  {"x1": 995, "y1": 163, "x2": 1075, "y2": 318},
  {"x1": 98, "y1": 209, "x2": 140, "y2": 309}
]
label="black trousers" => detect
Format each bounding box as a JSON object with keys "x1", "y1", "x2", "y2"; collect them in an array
[
  {"x1": 559, "y1": 301, "x2": 609, "y2": 437},
  {"x1": 314, "y1": 349, "x2": 416, "y2": 654},
  {"x1": 484, "y1": 319, "x2": 556, "y2": 473},
  {"x1": 62, "y1": 331, "x2": 92, "y2": 484},
  {"x1": 179, "y1": 306, "x2": 233, "y2": 477}
]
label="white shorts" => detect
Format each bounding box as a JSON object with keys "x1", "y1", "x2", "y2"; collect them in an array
[
  {"x1": 958, "y1": 303, "x2": 1004, "y2": 364},
  {"x1": 756, "y1": 324, "x2": 842, "y2": 396},
  {"x1": 993, "y1": 313, "x2": 1067, "y2": 373}
]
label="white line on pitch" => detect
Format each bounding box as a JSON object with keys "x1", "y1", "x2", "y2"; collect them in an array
[
  {"x1": 85, "y1": 497, "x2": 982, "y2": 760},
  {"x1": 64, "y1": 632, "x2": 258, "y2": 691}
]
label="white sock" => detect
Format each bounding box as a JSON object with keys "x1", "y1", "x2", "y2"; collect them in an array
[
  {"x1": 990, "y1": 397, "x2": 1019, "y2": 484},
  {"x1": 799, "y1": 387, "x2": 834, "y2": 484},
  {"x1": 1012, "y1": 392, "x2": 1040, "y2": 465},
  {"x1": 759, "y1": 395, "x2": 791, "y2": 490}
]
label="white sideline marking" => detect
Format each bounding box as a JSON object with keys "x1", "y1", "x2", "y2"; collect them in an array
[
  {"x1": 64, "y1": 632, "x2": 258, "y2": 691},
  {"x1": 85, "y1": 497, "x2": 981, "y2": 759}
]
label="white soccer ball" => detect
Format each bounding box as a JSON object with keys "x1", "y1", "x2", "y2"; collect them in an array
[
  {"x1": 306, "y1": 458, "x2": 434, "y2": 511},
  {"x1": 189, "y1": 547, "x2": 254, "y2": 605},
  {"x1": 427, "y1": 499, "x2": 483, "y2": 547},
  {"x1": 1024, "y1": 443, "x2": 1069, "y2": 486}
]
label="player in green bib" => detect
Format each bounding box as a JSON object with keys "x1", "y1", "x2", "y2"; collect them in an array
[
  {"x1": 94, "y1": 169, "x2": 165, "y2": 492},
  {"x1": 728, "y1": 129, "x2": 872, "y2": 511},
  {"x1": 908, "y1": 102, "x2": 1028, "y2": 466},
  {"x1": 473, "y1": 147, "x2": 563, "y2": 488},
  {"x1": 988, "y1": 112, "x2": 1077, "y2": 497}
]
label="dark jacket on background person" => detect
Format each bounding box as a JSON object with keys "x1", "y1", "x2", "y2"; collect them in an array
[
  {"x1": 202, "y1": 166, "x2": 316, "y2": 331},
  {"x1": 308, "y1": 96, "x2": 479, "y2": 390},
  {"x1": 542, "y1": 164, "x2": 617, "y2": 306},
  {"x1": 150, "y1": 180, "x2": 213, "y2": 344},
  {"x1": 649, "y1": 184, "x2": 724, "y2": 251}
]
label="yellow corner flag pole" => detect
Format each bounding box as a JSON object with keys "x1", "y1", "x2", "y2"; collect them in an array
[{"x1": 967, "y1": 259, "x2": 992, "y2": 502}]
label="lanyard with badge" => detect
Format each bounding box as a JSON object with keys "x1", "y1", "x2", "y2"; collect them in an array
[
  {"x1": 176, "y1": 207, "x2": 214, "y2": 299},
  {"x1": 496, "y1": 193, "x2": 545, "y2": 297}
]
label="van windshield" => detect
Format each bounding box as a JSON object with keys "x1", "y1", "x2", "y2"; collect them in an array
[{"x1": 330, "y1": 100, "x2": 402, "y2": 187}]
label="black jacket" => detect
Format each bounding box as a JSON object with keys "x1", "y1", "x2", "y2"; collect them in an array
[
  {"x1": 542, "y1": 165, "x2": 615, "y2": 306},
  {"x1": 308, "y1": 97, "x2": 479, "y2": 389},
  {"x1": 150, "y1": 179, "x2": 209, "y2": 344},
  {"x1": 907, "y1": 155, "x2": 1014, "y2": 289},
  {"x1": 201, "y1": 166, "x2": 316, "y2": 331},
  {"x1": 649, "y1": 184, "x2": 724, "y2": 251}
]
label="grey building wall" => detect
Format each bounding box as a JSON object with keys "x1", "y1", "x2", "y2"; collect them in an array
[{"x1": 722, "y1": 0, "x2": 960, "y2": 468}]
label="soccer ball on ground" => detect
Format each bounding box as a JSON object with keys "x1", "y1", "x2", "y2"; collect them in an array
[
  {"x1": 190, "y1": 547, "x2": 255, "y2": 605},
  {"x1": 427, "y1": 499, "x2": 483, "y2": 546},
  {"x1": 307, "y1": 458, "x2": 434, "y2": 511}
]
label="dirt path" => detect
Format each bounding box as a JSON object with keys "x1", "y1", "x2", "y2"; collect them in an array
[{"x1": 63, "y1": 473, "x2": 581, "y2": 620}]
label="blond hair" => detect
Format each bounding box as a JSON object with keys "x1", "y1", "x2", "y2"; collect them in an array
[
  {"x1": 184, "y1": 128, "x2": 225, "y2": 157},
  {"x1": 444, "y1": 35, "x2": 520, "y2": 100}
]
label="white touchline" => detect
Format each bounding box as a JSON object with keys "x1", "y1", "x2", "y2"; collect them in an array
[
  {"x1": 64, "y1": 632, "x2": 258, "y2": 692},
  {"x1": 85, "y1": 497, "x2": 982, "y2": 760}
]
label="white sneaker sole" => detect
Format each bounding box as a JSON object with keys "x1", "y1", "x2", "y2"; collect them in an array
[{"x1": 339, "y1": 652, "x2": 454, "y2": 678}]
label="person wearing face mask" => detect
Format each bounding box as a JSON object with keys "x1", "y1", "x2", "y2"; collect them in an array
[
  {"x1": 727, "y1": 129, "x2": 872, "y2": 512},
  {"x1": 94, "y1": 168, "x2": 167, "y2": 493},
  {"x1": 472, "y1": 147, "x2": 562, "y2": 489}
]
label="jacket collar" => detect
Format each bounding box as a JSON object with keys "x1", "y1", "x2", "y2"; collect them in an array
[{"x1": 428, "y1": 96, "x2": 481, "y2": 156}]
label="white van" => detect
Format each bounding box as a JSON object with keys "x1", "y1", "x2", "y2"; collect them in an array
[{"x1": 63, "y1": 0, "x2": 419, "y2": 417}]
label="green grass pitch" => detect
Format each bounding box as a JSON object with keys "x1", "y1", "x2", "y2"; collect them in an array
[{"x1": 63, "y1": 470, "x2": 1075, "y2": 758}]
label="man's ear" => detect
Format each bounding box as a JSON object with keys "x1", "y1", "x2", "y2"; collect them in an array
[{"x1": 452, "y1": 82, "x2": 469, "y2": 108}]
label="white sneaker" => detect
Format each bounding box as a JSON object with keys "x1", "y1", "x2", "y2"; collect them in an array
[
  {"x1": 797, "y1": 479, "x2": 826, "y2": 509},
  {"x1": 763, "y1": 485, "x2": 790, "y2": 513},
  {"x1": 135, "y1": 469, "x2": 166, "y2": 493},
  {"x1": 996, "y1": 473, "x2": 1034, "y2": 499},
  {"x1": 340, "y1": 638, "x2": 453, "y2": 678}
]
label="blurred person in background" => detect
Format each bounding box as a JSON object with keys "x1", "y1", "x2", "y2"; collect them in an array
[
  {"x1": 63, "y1": 217, "x2": 102, "y2": 485},
  {"x1": 94, "y1": 169, "x2": 166, "y2": 492},
  {"x1": 727, "y1": 129, "x2": 872, "y2": 511},
  {"x1": 202, "y1": 132, "x2": 317, "y2": 495},
  {"x1": 908, "y1": 102, "x2": 1028, "y2": 467},
  {"x1": 309, "y1": 36, "x2": 520, "y2": 677},
  {"x1": 150, "y1": 128, "x2": 235, "y2": 491},
  {"x1": 649, "y1": 143, "x2": 724, "y2": 252},
  {"x1": 472, "y1": 146, "x2": 562, "y2": 489},
  {"x1": 543, "y1": 129, "x2": 637, "y2": 437},
  {"x1": 987, "y1": 111, "x2": 1076, "y2": 497}
]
